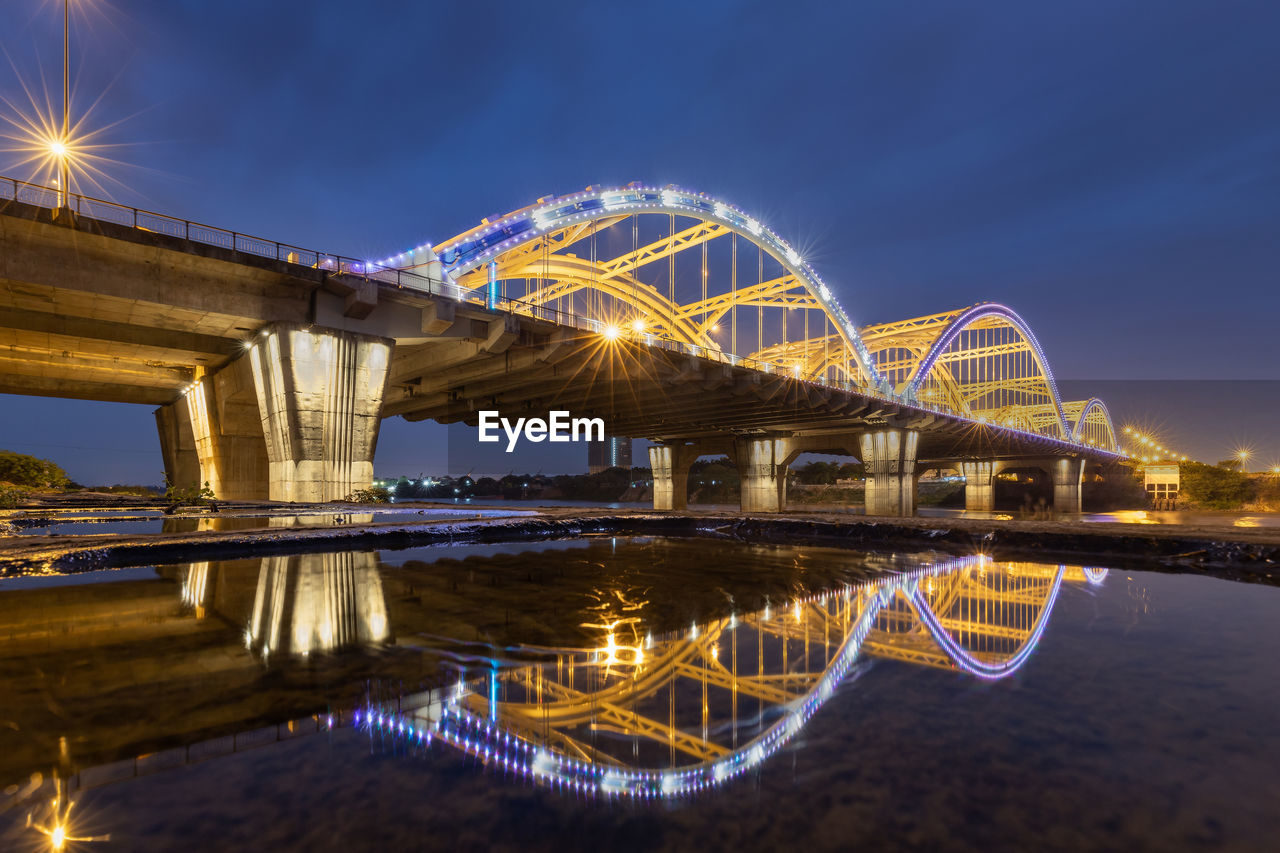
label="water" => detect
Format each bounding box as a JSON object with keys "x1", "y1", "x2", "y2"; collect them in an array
[
  {"x1": 1, "y1": 506, "x2": 537, "y2": 536},
  {"x1": 917, "y1": 506, "x2": 1280, "y2": 528},
  {"x1": 1, "y1": 536, "x2": 1277, "y2": 851},
  {"x1": 6, "y1": 504, "x2": 1276, "y2": 538},
  {"x1": 436, "y1": 497, "x2": 1280, "y2": 528}
]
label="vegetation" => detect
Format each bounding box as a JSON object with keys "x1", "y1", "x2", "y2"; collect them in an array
[
  {"x1": 0, "y1": 449, "x2": 70, "y2": 490},
  {"x1": 163, "y1": 474, "x2": 217, "y2": 513},
  {"x1": 384, "y1": 468, "x2": 651, "y2": 503},
  {"x1": 91, "y1": 484, "x2": 161, "y2": 497},
  {"x1": 346, "y1": 486, "x2": 392, "y2": 504},
  {"x1": 0, "y1": 483, "x2": 29, "y2": 509},
  {"x1": 793, "y1": 461, "x2": 864, "y2": 485},
  {"x1": 1179, "y1": 461, "x2": 1253, "y2": 510}
]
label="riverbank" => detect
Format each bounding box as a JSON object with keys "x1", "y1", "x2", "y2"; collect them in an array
[{"x1": 2, "y1": 503, "x2": 1278, "y2": 582}]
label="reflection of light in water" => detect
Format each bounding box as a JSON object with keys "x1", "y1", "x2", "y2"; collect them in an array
[
  {"x1": 181, "y1": 562, "x2": 210, "y2": 616},
  {"x1": 24, "y1": 777, "x2": 109, "y2": 850},
  {"x1": 1233, "y1": 517, "x2": 1261, "y2": 528},
  {"x1": 1098, "y1": 510, "x2": 1161, "y2": 525},
  {"x1": 361, "y1": 556, "x2": 1104, "y2": 799},
  {"x1": 244, "y1": 551, "x2": 390, "y2": 658}
]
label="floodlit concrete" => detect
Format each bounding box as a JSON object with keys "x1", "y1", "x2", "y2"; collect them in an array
[
  {"x1": 155, "y1": 324, "x2": 390, "y2": 503},
  {"x1": 249, "y1": 324, "x2": 391, "y2": 503},
  {"x1": 1052, "y1": 457, "x2": 1086, "y2": 513},
  {"x1": 736, "y1": 437, "x2": 790, "y2": 513},
  {"x1": 649, "y1": 444, "x2": 696, "y2": 511},
  {"x1": 959, "y1": 460, "x2": 999, "y2": 512},
  {"x1": 862, "y1": 430, "x2": 919, "y2": 517}
]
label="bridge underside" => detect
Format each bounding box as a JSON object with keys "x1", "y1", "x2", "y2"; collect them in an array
[{"x1": 385, "y1": 318, "x2": 1100, "y2": 515}]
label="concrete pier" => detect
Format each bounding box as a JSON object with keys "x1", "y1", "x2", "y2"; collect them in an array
[
  {"x1": 735, "y1": 437, "x2": 790, "y2": 513},
  {"x1": 649, "y1": 443, "x2": 698, "y2": 510},
  {"x1": 861, "y1": 429, "x2": 919, "y2": 517},
  {"x1": 158, "y1": 324, "x2": 390, "y2": 503}
]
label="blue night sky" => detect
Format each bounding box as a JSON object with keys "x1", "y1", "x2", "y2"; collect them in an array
[{"x1": 1, "y1": 1, "x2": 1278, "y2": 482}]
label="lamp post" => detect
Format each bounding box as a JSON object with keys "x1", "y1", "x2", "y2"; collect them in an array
[
  {"x1": 1236, "y1": 449, "x2": 1250, "y2": 473},
  {"x1": 55, "y1": 0, "x2": 70, "y2": 208}
]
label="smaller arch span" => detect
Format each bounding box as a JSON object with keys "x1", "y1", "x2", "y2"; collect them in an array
[
  {"x1": 905, "y1": 303, "x2": 1071, "y2": 440},
  {"x1": 1068, "y1": 397, "x2": 1118, "y2": 451}
]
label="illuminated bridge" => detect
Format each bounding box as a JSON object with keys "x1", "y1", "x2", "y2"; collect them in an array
[
  {"x1": 0, "y1": 178, "x2": 1122, "y2": 514},
  {"x1": 361, "y1": 556, "x2": 1105, "y2": 797}
]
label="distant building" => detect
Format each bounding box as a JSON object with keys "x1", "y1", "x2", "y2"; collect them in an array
[
  {"x1": 1142, "y1": 464, "x2": 1180, "y2": 509},
  {"x1": 588, "y1": 435, "x2": 632, "y2": 473}
]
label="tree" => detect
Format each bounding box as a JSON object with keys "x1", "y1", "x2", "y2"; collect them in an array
[
  {"x1": 1181, "y1": 461, "x2": 1253, "y2": 509},
  {"x1": 838, "y1": 462, "x2": 865, "y2": 480},
  {"x1": 795, "y1": 461, "x2": 841, "y2": 484},
  {"x1": 0, "y1": 450, "x2": 70, "y2": 490}
]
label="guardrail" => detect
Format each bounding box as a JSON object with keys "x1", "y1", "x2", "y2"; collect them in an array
[
  {"x1": 0, "y1": 175, "x2": 1113, "y2": 455},
  {"x1": 0, "y1": 175, "x2": 454, "y2": 295}
]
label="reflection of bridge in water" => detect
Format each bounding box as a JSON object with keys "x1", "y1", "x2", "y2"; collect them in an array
[
  {"x1": 361, "y1": 556, "x2": 1105, "y2": 797},
  {"x1": 182, "y1": 550, "x2": 391, "y2": 659}
]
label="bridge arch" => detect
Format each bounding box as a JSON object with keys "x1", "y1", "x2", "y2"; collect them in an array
[
  {"x1": 416, "y1": 186, "x2": 884, "y2": 386},
  {"x1": 1068, "y1": 397, "x2": 1118, "y2": 451},
  {"x1": 860, "y1": 303, "x2": 1072, "y2": 439}
]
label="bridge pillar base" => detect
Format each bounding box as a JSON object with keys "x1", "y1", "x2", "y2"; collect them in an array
[
  {"x1": 861, "y1": 429, "x2": 919, "y2": 517},
  {"x1": 649, "y1": 444, "x2": 697, "y2": 510},
  {"x1": 1052, "y1": 457, "x2": 1085, "y2": 512},
  {"x1": 959, "y1": 460, "x2": 999, "y2": 512},
  {"x1": 249, "y1": 324, "x2": 392, "y2": 503},
  {"x1": 155, "y1": 400, "x2": 201, "y2": 496},
  {"x1": 155, "y1": 356, "x2": 270, "y2": 501},
  {"x1": 734, "y1": 437, "x2": 791, "y2": 513}
]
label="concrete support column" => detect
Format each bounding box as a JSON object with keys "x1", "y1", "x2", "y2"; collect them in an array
[
  {"x1": 156, "y1": 355, "x2": 272, "y2": 501},
  {"x1": 155, "y1": 399, "x2": 200, "y2": 494},
  {"x1": 648, "y1": 444, "x2": 697, "y2": 510},
  {"x1": 860, "y1": 429, "x2": 919, "y2": 517},
  {"x1": 734, "y1": 437, "x2": 791, "y2": 513},
  {"x1": 959, "y1": 460, "x2": 998, "y2": 512},
  {"x1": 1052, "y1": 457, "x2": 1085, "y2": 512},
  {"x1": 249, "y1": 324, "x2": 392, "y2": 503}
]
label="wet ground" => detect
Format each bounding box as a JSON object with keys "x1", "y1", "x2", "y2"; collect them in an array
[
  {"x1": 1, "y1": 505, "x2": 536, "y2": 536},
  {"x1": 0, "y1": 532, "x2": 1277, "y2": 851}
]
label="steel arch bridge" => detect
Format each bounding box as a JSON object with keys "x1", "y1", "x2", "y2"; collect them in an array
[
  {"x1": 360, "y1": 557, "x2": 1108, "y2": 798},
  {"x1": 384, "y1": 185, "x2": 1118, "y2": 452}
]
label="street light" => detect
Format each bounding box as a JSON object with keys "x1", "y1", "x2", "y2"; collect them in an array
[
  {"x1": 1236, "y1": 449, "x2": 1251, "y2": 472},
  {"x1": 59, "y1": 0, "x2": 71, "y2": 205}
]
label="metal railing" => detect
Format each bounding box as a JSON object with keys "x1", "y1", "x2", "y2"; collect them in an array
[
  {"x1": 0, "y1": 175, "x2": 455, "y2": 296},
  {"x1": 0, "y1": 175, "x2": 1117, "y2": 456}
]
